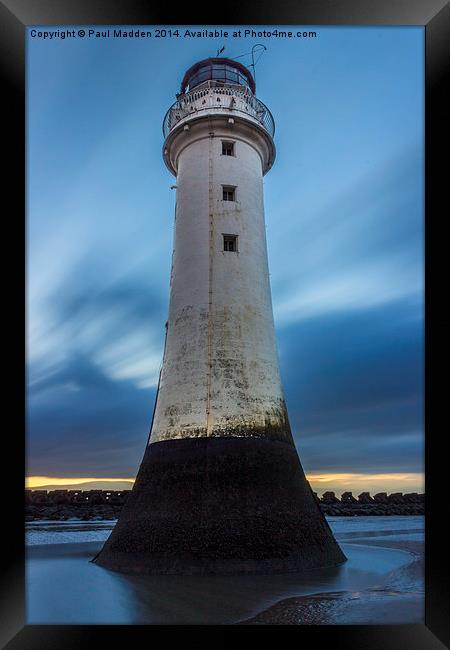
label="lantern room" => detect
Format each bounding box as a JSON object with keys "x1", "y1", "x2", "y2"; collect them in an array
[{"x1": 180, "y1": 57, "x2": 256, "y2": 95}]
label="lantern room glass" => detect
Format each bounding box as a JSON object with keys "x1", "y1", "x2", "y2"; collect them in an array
[{"x1": 185, "y1": 62, "x2": 253, "y2": 93}]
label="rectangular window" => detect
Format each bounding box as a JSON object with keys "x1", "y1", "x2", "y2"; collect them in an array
[
  {"x1": 223, "y1": 234, "x2": 238, "y2": 252},
  {"x1": 222, "y1": 141, "x2": 235, "y2": 156},
  {"x1": 222, "y1": 185, "x2": 236, "y2": 201}
]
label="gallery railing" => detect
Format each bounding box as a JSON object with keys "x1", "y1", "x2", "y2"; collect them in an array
[{"x1": 163, "y1": 81, "x2": 275, "y2": 138}]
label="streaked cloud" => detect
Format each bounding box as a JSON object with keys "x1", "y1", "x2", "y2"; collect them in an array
[{"x1": 274, "y1": 255, "x2": 421, "y2": 325}]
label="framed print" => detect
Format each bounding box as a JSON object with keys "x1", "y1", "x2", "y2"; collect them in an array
[{"x1": 2, "y1": 0, "x2": 448, "y2": 647}]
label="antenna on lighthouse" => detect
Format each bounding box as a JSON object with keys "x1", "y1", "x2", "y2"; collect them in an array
[
  {"x1": 250, "y1": 44, "x2": 266, "y2": 85},
  {"x1": 229, "y1": 44, "x2": 267, "y2": 85},
  {"x1": 216, "y1": 45, "x2": 225, "y2": 56}
]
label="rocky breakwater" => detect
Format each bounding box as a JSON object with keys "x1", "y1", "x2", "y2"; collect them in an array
[
  {"x1": 313, "y1": 491, "x2": 424, "y2": 516},
  {"x1": 25, "y1": 489, "x2": 131, "y2": 521},
  {"x1": 26, "y1": 489, "x2": 424, "y2": 520}
]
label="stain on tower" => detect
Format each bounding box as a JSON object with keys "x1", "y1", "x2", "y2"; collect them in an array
[{"x1": 94, "y1": 57, "x2": 347, "y2": 574}]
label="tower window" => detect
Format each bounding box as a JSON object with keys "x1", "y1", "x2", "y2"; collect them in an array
[
  {"x1": 222, "y1": 141, "x2": 235, "y2": 156},
  {"x1": 222, "y1": 185, "x2": 236, "y2": 201},
  {"x1": 223, "y1": 234, "x2": 238, "y2": 252}
]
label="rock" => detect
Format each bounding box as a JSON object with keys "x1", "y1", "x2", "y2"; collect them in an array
[
  {"x1": 341, "y1": 492, "x2": 357, "y2": 503},
  {"x1": 357, "y1": 492, "x2": 374, "y2": 504},
  {"x1": 388, "y1": 492, "x2": 404, "y2": 504},
  {"x1": 322, "y1": 491, "x2": 339, "y2": 504},
  {"x1": 403, "y1": 493, "x2": 419, "y2": 503}
]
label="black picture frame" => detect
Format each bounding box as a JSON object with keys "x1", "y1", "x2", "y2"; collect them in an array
[{"x1": 3, "y1": 0, "x2": 448, "y2": 646}]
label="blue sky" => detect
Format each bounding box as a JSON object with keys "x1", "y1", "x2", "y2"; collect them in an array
[{"x1": 27, "y1": 26, "x2": 424, "y2": 491}]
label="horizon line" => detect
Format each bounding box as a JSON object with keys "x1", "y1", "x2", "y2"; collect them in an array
[{"x1": 26, "y1": 472, "x2": 425, "y2": 494}]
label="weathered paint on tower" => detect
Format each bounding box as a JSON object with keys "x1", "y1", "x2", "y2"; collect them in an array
[
  {"x1": 95, "y1": 58, "x2": 346, "y2": 575},
  {"x1": 151, "y1": 74, "x2": 289, "y2": 444}
]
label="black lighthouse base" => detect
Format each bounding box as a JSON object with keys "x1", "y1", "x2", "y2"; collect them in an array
[{"x1": 94, "y1": 436, "x2": 346, "y2": 575}]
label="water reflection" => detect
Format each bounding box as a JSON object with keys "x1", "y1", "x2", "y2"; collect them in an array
[{"x1": 27, "y1": 541, "x2": 413, "y2": 624}]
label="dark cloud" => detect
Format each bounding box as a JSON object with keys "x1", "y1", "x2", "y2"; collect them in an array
[
  {"x1": 28, "y1": 352, "x2": 156, "y2": 477},
  {"x1": 278, "y1": 296, "x2": 423, "y2": 474},
  {"x1": 27, "y1": 263, "x2": 165, "y2": 477}
]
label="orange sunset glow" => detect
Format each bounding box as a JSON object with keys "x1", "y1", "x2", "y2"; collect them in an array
[{"x1": 26, "y1": 472, "x2": 424, "y2": 496}]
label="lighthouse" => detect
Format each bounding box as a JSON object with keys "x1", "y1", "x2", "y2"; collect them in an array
[{"x1": 95, "y1": 58, "x2": 346, "y2": 574}]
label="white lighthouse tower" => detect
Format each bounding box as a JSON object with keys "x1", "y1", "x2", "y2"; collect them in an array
[
  {"x1": 155, "y1": 60, "x2": 287, "y2": 443},
  {"x1": 96, "y1": 58, "x2": 346, "y2": 574}
]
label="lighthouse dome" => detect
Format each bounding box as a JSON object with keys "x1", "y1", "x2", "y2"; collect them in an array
[{"x1": 180, "y1": 57, "x2": 256, "y2": 94}]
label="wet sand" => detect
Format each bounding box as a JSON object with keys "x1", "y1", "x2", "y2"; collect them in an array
[{"x1": 239, "y1": 536, "x2": 424, "y2": 624}]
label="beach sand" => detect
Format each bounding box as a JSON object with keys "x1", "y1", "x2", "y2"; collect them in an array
[{"x1": 239, "y1": 536, "x2": 424, "y2": 624}]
